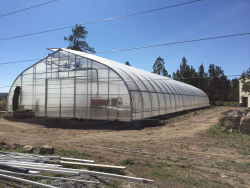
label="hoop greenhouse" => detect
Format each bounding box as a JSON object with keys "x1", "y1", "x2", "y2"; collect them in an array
[{"x1": 7, "y1": 48, "x2": 209, "y2": 122}]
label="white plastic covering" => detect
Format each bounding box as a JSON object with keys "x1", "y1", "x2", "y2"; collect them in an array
[{"x1": 7, "y1": 48, "x2": 209, "y2": 122}]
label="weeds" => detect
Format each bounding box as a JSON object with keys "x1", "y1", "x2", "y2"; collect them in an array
[
  {"x1": 56, "y1": 149, "x2": 88, "y2": 159},
  {"x1": 167, "y1": 157, "x2": 179, "y2": 163},
  {"x1": 145, "y1": 161, "x2": 153, "y2": 167},
  {"x1": 234, "y1": 165, "x2": 248, "y2": 173},
  {"x1": 45, "y1": 179, "x2": 53, "y2": 184},
  {"x1": 150, "y1": 170, "x2": 174, "y2": 179},
  {"x1": 211, "y1": 179, "x2": 234, "y2": 187},
  {"x1": 155, "y1": 162, "x2": 172, "y2": 168},
  {"x1": 120, "y1": 158, "x2": 134, "y2": 165},
  {"x1": 101, "y1": 179, "x2": 121, "y2": 188},
  {"x1": 210, "y1": 124, "x2": 250, "y2": 140},
  {"x1": 225, "y1": 160, "x2": 236, "y2": 163},
  {"x1": 53, "y1": 174, "x2": 66, "y2": 177},
  {"x1": 176, "y1": 175, "x2": 202, "y2": 186}
]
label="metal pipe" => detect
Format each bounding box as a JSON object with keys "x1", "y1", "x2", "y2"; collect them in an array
[
  {"x1": 0, "y1": 163, "x2": 153, "y2": 184},
  {"x1": 0, "y1": 151, "x2": 60, "y2": 159},
  {"x1": 0, "y1": 156, "x2": 59, "y2": 161},
  {"x1": 0, "y1": 161, "x2": 62, "y2": 167},
  {"x1": 48, "y1": 160, "x2": 126, "y2": 170},
  {"x1": 0, "y1": 164, "x2": 28, "y2": 173},
  {"x1": 60, "y1": 157, "x2": 95, "y2": 164},
  {"x1": 0, "y1": 173, "x2": 57, "y2": 188},
  {"x1": 0, "y1": 169, "x2": 99, "y2": 184},
  {"x1": 75, "y1": 169, "x2": 154, "y2": 184},
  {"x1": 0, "y1": 163, "x2": 79, "y2": 176}
]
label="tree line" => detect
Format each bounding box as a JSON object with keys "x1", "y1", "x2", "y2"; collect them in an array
[
  {"x1": 63, "y1": 24, "x2": 249, "y2": 105},
  {"x1": 150, "y1": 56, "x2": 249, "y2": 105}
]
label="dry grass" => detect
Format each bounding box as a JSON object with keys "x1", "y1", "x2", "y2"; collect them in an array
[{"x1": 0, "y1": 101, "x2": 7, "y2": 111}]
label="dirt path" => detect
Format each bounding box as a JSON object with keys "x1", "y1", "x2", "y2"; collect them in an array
[{"x1": 0, "y1": 106, "x2": 249, "y2": 188}]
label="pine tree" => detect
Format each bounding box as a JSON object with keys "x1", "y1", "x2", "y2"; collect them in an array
[
  {"x1": 64, "y1": 24, "x2": 95, "y2": 53},
  {"x1": 207, "y1": 64, "x2": 230, "y2": 104},
  {"x1": 125, "y1": 61, "x2": 131, "y2": 66},
  {"x1": 240, "y1": 68, "x2": 250, "y2": 93},
  {"x1": 228, "y1": 78, "x2": 239, "y2": 102},
  {"x1": 152, "y1": 57, "x2": 170, "y2": 77}
]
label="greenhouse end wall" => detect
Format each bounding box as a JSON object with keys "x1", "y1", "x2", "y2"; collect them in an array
[
  {"x1": 7, "y1": 48, "x2": 209, "y2": 122},
  {"x1": 8, "y1": 50, "x2": 131, "y2": 121}
]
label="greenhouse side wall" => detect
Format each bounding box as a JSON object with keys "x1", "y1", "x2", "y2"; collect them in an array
[
  {"x1": 104, "y1": 62, "x2": 209, "y2": 121},
  {"x1": 7, "y1": 50, "x2": 131, "y2": 122}
]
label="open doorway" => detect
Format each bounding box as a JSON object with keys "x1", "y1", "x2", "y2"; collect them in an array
[{"x1": 242, "y1": 97, "x2": 248, "y2": 107}]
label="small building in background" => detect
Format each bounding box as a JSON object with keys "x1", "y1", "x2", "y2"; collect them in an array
[{"x1": 239, "y1": 79, "x2": 250, "y2": 107}]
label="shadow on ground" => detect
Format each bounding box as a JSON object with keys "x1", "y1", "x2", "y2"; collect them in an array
[{"x1": 3, "y1": 106, "x2": 211, "y2": 131}]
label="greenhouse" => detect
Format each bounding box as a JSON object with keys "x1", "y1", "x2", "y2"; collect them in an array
[{"x1": 7, "y1": 48, "x2": 209, "y2": 122}]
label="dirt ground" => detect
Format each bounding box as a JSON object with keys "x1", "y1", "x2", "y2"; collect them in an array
[{"x1": 0, "y1": 106, "x2": 250, "y2": 188}]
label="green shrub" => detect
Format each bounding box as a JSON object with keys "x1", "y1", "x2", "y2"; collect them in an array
[{"x1": 120, "y1": 158, "x2": 134, "y2": 165}]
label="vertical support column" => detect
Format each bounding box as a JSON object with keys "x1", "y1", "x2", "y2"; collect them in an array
[
  {"x1": 46, "y1": 57, "x2": 47, "y2": 79},
  {"x1": 73, "y1": 77, "x2": 76, "y2": 117},
  {"x1": 117, "y1": 79, "x2": 120, "y2": 120},
  {"x1": 90, "y1": 61, "x2": 92, "y2": 120},
  {"x1": 68, "y1": 52, "x2": 70, "y2": 78},
  {"x1": 107, "y1": 68, "x2": 110, "y2": 120},
  {"x1": 20, "y1": 74, "x2": 22, "y2": 107},
  {"x1": 50, "y1": 55, "x2": 52, "y2": 78},
  {"x1": 58, "y1": 51, "x2": 60, "y2": 78},
  {"x1": 86, "y1": 60, "x2": 89, "y2": 119},
  {"x1": 73, "y1": 55, "x2": 76, "y2": 118},
  {"x1": 129, "y1": 90, "x2": 133, "y2": 123},
  {"x1": 45, "y1": 79, "x2": 48, "y2": 117},
  {"x1": 32, "y1": 66, "x2": 34, "y2": 111},
  {"x1": 59, "y1": 79, "x2": 61, "y2": 118}
]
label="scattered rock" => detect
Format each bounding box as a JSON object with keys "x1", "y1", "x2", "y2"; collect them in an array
[
  {"x1": 221, "y1": 128, "x2": 228, "y2": 132},
  {"x1": 51, "y1": 173, "x2": 125, "y2": 188},
  {"x1": 218, "y1": 110, "x2": 241, "y2": 130},
  {"x1": 228, "y1": 129, "x2": 233, "y2": 133},
  {"x1": 23, "y1": 145, "x2": 34, "y2": 153},
  {"x1": 40, "y1": 145, "x2": 54, "y2": 154},
  {"x1": 221, "y1": 174, "x2": 229, "y2": 178},
  {"x1": 0, "y1": 141, "x2": 6, "y2": 145},
  {"x1": 0, "y1": 141, "x2": 11, "y2": 150},
  {"x1": 239, "y1": 115, "x2": 250, "y2": 136}
]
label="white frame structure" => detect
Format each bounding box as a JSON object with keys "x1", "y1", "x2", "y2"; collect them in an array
[{"x1": 7, "y1": 48, "x2": 209, "y2": 122}]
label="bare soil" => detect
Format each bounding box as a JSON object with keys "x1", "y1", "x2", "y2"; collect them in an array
[{"x1": 0, "y1": 106, "x2": 249, "y2": 188}]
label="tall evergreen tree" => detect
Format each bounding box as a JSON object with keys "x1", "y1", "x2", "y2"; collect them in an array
[
  {"x1": 172, "y1": 57, "x2": 197, "y2": 85},
  {"x1": 207, "y1": 64, "x2": 230, "y2": 104},
  {"x1": 180, "y1": 57, "x2": 188, "y2": 81},
  {"x1": 172, "y1": 69, "x2": 181, "y2": 80},
  {"x1": 240, "y1": 68, "x2": 250, "y2": 93},
  {"x1": 197, "y1": 63, "x2": 208, "y2": 92},
  {"x1": 152, "y1": 56, "x2": 171, "y2": 77},
  {"x1": 228, "y1": 78, "x2": 239, "y2": 102},
  {"x1": 64, "y1": 24, "x2": 95, "y2": 53}
]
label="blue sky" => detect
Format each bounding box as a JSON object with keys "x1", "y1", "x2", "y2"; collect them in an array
[{"x1": 0, "y1": 0, "x2": 249, "y2": 92}]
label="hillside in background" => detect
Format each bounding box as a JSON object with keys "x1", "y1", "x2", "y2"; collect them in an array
[{"x1": 0, "y1": 93, "x2": 7, "y2": 97}]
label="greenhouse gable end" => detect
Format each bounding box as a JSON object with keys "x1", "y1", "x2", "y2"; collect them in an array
[{"x1": 7, "y1": 48, "x2": 209, "y2": 122}]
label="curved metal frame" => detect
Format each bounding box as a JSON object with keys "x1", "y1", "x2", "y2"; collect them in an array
[{"x1": 7, "y1": 48, "x2": 209, "y2": 122}]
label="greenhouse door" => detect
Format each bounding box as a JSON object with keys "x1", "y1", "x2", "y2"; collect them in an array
[{"x1": 46, "y1": 78, "x2": 75, "y2": 117}]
